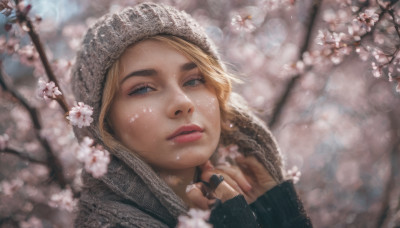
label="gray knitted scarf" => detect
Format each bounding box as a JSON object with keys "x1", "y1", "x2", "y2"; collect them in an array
[{"x1": 74, "y1": 105, "x2": 284, "y2": 227}]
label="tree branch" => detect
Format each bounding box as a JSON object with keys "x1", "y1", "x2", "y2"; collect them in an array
[
  {"x1": 0, "y1": 70, "x2": 67, "y2": 188},
  {"x1": 268, "y1": 0, "x2": 322, "y2": 128},
  {"x1": 375, "y1": 111, "x2": 400, "y2": 228},
  {"x1": 13, "y1": 0, "x2": 69, "y2": 113},
  {"x1": 1, "y1": 147, "x2": 46, "y2": 164}
]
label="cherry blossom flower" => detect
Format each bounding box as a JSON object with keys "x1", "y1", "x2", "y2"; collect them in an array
[
  {"x1": 48, "y1": 188, "x2": 77, "y2": 212},
  {"x1": 67, "y1": 102, "x2": 93, "y2": 128},
  {"x1": 76, "y1": 137, "x2": 110, "y2": 178},
  {"x1": 0, "y1": 133, "x2": 9, "y2": 150},
  {"x1": 356, "y1": 8, "x2": 379, "y2": 32},
  {"x1": 287, "y1": 166, "x2": 301, "y2": 184},
  {"x1": 371, "y1": 62, "x2": 382, "y2": 78},
  {"x1": 84, "y1": 146, "x2": 110, "y2": 178},
  {"x1": 18, "y1": 45, "x2": 39, "y2": 66},
  {"x1": 216, "y1": 144, "x2": 241, "y2": 166},
  {"x1": 0, "y1": 178, "x2": 24, "y2": 196},
  {"x1": 0, "y1": 37, "x2": 19, "y2": 54},
  {"x1": 36, "y1": 78, "x2": 62, "y2": 100},
  {"x1": 231, "y1": 14, "x2": 256, "y2": 33},
  {"x1": 177, "y1": 208, "x2": 212, "y2": 228}
]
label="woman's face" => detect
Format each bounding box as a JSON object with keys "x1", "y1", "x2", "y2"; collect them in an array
[{"x1": 109, "y1": 39, "x2": 221, "y2": 172}]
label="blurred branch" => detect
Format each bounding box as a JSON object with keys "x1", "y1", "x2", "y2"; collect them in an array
[
  {"x1": 375, "y1": 111, "x2": 400, "y2": 228},
  {"x1": 268, "y1": 0, "x2": 400, "y2": 129},
  {"x1": 13, "y1": 0, "x2": 69, "y2": 113},
  {"x1": 1, "y1": 147, "x2": 46, "y2": 164},
  {"x1": 0, "y1": 69, "x2": 67, "y2": 188},
  {"x1": 268, "y1": 0, "x2": 322, "y2": 128}
]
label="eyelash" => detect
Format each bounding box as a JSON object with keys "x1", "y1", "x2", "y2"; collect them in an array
[
  {"x1": 128, "y1": 83, "x2": 154, "y2": 96},
  {"x1": 127, "y1": 75, "x2": 205, "y2": 96},
  {"x1": 183, "y1": 75, "x2": 206, "y2": 87}
]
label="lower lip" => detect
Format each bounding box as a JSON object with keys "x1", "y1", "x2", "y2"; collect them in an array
[{"x1": 171, "y1": 131, "x2": 203, "y2": 143}]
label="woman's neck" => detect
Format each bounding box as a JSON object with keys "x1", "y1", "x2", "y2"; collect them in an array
[{"x1": 157, "y1": 167, "x2": 198, "y2": 207}]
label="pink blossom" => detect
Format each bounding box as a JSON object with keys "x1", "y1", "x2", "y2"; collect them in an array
[
  {"x1": 49, "y1": 188, "x2": 77, "y2": 212},
  {"x1": 84, "y1": 146, "x2": 110, "y2": 178},
  {"x1": 76, "y1": 137, "x2": 110, "y2": 178},
  {"x1": 357, "y1": 8, "x2": 379, "y2": 32},
  {"x1": 0, "y1": 133, "x2": 9, "y2": 150},
  {"x1": 0, "y1": 178, "x2": 24, "y2": 196},
  {"x1": 67, "y1": 102, "x2": 93, "y2": 128},
  {"x1": 287, "y1": 166, "x2": 301, "y2": 184},
  {"x1": 216, "y1": 144, "x2": 241, "y2": 166},
  {"x1": 36, "y1": 78, "x2": 62, "y2": 100},
  {"x1": 177, "y1": 208, "x2": 212, "y2": 228},
  {"x1": 371, "y1": 62, "x2": 382, "y2": 78},
  {"x1": 0, "y1": 37, "x2": 19, "y2": 54},
  {"x1": 18, "y1": 45, "x2": 39, "y2": 66},
  {"x1": 231, "y1": 14, "x2": 256, "y2": 33}
]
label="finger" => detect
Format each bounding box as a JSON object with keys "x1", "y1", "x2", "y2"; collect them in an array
[
  {"x1": 216, "y1": 165, "x2": 253, "y2": 192},
  {"x1": 186, "y1": 183, "x2": 210, "y2": 210},
  {"x1": 236, "y1": 156, "x2": 277, "y2": 189},
  {"x1": 235, "y1": 156, "x2": 269, "y2": 179},
  {"x1": 213, "y1": 179, "x2": 239, "y2": 203},
  {"x1": 200, "y1": 168, "x2": 244, "y2": 195}
]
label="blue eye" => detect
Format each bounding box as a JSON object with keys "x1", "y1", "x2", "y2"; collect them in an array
[
  {"x1": 128, "y1": 85, "x2": 154, "y2": 96},
  {"x1": 184, "y1": 77, "x2": 205, "y2": 87}
]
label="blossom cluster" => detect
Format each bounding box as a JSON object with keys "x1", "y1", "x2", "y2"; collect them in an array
[
  {"x1": 48, "y1": 188, "x2": 77, "y2": 212},
  {"x1": 76, "y1": 137, "x2": 110, "y2": 178},
  {"x1": 177, "y1": 208, "x2": 212, "y2": 228},
  {"x1": 66, "y1": 102, "x2": 93, "y2": 128},
  {"x1": 36, "y1": 78, "x2": 62, "y2": 100}
]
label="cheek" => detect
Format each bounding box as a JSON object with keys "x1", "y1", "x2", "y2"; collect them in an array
[
  {"x1": 120, "y1": 106, "x2": 160, "y2": 144},
  {"x1": 195, "y1": 94, "x2": 220, "y2": 124}
]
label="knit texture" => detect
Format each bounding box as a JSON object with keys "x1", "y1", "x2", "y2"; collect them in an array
[{"x1": 71, "y1": 2, "x2": 284, "y2": 227}]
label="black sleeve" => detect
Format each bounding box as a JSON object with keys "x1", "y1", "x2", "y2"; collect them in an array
[
  {"x1": 209, "y1": 195, "x2": 258, "y2": 228},
  {"x1": 250, "y1": 180, "x2": 313, "y2": 228}
]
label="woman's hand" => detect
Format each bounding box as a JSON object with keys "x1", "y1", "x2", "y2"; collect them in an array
[
  {"x1": 186, "y1": 156, "x2": 277, "y2": 209},
  {"x1": 185, "y1": 173, "x2": 239, "y2": 210},
  {"x1": 229, "y1": 155, "x2": 277, "y2": 203}
]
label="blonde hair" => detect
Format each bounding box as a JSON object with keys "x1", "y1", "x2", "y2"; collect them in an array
[{"x1": 99, "y1": 35, "x2": 238, "y2": 150}]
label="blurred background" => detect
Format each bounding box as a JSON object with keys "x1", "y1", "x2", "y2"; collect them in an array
[{"x1": 0, "y1": 0, "x2": 399, "y2": 227}]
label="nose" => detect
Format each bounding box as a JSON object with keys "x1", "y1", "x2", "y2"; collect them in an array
[{"x1": 167, "y1": 88, "x2": 195, "y2": 119}]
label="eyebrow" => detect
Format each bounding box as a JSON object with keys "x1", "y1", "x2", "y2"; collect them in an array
[{"x1": 120, "y1": 62, "x2": 198, "y2": 85}]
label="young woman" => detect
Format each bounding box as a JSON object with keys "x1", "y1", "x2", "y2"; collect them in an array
[{"x1": 72, "y1": 2, "x2": 312, "y2": 227}]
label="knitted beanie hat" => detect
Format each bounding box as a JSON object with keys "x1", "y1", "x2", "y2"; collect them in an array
[{"x1": 71, "y1": 2, "x2": 222, "y2": 127}]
